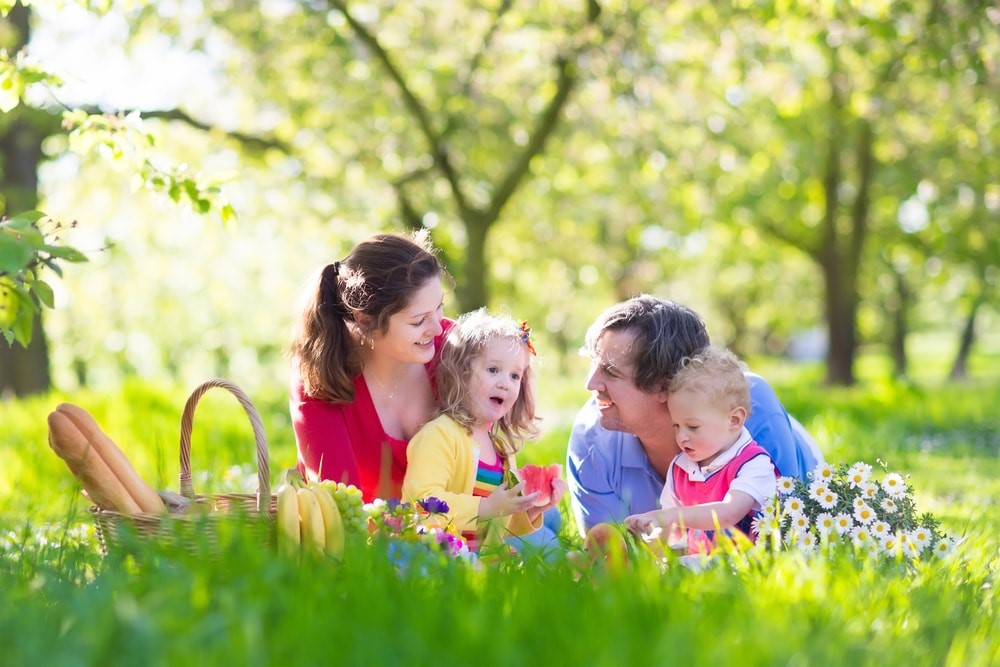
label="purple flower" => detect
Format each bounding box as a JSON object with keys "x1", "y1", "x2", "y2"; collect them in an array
[{"x1": 418, "y1": 497, "x2": 450, "y2": 514}]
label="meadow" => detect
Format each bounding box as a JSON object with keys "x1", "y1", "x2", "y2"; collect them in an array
[{"x1": 1, "y1": 352, "x2": 998, "y2": 666}]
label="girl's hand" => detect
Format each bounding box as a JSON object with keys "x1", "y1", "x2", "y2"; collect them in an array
[
  {"x1": 479, "y1": 481, "x2": 541, "y2": 520},
  {"x1": 526, "y1": 478, "x2": 568, "y2": 522}
]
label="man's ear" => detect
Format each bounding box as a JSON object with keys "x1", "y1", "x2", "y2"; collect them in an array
[{"x1": 729, "y1": 406, "x2": 748, "y2": 430}]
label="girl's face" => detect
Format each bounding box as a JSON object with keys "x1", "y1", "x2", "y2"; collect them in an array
[
  {"x1": 371, "y1": 278, "x2": 445, "y2": 365},
  {"x1": 667, "y1": 388, "x2": 745, "y2": 466},
  {"x1": 467, "y1": 337, "x2": 530, "y2": 425}
]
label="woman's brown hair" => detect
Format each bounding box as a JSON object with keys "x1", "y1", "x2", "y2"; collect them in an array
[{"x1": 291, "y1": 230, "x2": 445, "y2": 403}]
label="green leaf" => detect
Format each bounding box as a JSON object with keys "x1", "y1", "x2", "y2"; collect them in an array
[
  {"x1": 42, "y1": 244, "x2": 90, "y2": 262},
  {"x1": 0, "y1": 275, "x2": 20, "y2": 333},
  {"x1": 4, "y1": 211, "x2": 46, "y2": 226},
  {"x1": 28, "y1": 279, "x2": 55, "y2": 309},
  {"x1": 220, "y1": 203, "x2": 237, "y2": 225},
  {"x1": 0, "y1": 234, "x2": 34, "y2": 273},
  {"x1": 12, "y1": 305, "x2": 33, "y2": 346}
]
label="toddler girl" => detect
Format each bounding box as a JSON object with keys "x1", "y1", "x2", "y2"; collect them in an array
[{"x1": 402, "y1": 309, "x2": 565, "y2": 551}]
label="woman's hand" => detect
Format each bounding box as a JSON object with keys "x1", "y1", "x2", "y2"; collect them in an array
[{"x1": 478, "y1": 481, "x2": 541, "y2": 520}]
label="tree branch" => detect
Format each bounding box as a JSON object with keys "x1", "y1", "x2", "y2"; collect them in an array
[
  {"x1": 76, "y1": 105, "x2": 289, "y2": 153},
  {"x1": 328, "y1": 0, "x2": 472, "y2": 218},
  {"x1": 484, "y1": 55, "x2": 576, "y2": 223}
]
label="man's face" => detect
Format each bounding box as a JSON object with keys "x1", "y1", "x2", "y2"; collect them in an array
[{"x1": 584, "y1": 328, "x2": 666, "y2": 437}]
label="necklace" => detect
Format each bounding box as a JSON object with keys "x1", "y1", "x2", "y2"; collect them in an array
[{"x1": 367, "y1": 369, "x2": 405, "y2": 400}]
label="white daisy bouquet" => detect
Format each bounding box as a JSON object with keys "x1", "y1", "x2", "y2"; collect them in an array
[{"x1": 756, "y1": 460, "x2": 955, "y2": 559}]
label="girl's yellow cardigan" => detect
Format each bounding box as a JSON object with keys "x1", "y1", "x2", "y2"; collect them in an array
[{"x1": 402, "y1": 414, "x2": 542, "y2": 542}]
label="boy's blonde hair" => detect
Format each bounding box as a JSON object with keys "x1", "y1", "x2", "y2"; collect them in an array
[
  {"x1": 435, "y1": 309, "x2": 540, "y2": 457},
  {"x1": 669, "y1": 346, "x2": 751, "y2": 414}
]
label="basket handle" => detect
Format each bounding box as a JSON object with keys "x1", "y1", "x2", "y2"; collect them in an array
[{"x1": 178, "y1": 378, "x2": 271, "y2": 515}]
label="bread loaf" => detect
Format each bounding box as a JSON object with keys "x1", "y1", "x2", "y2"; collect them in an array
[
  {"x1": 47, "y1": 411, "x2": 143, "y2": 514},
  {"x1": 54, "y1": 403, "x2": 166, "y2": 514}
]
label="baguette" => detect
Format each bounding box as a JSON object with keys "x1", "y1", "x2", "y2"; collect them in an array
[
  {"x1": 47, "y1": 411, "x2": 143, "y2": 514},
  {"x1": 54, "y1": 403, "x2": 166, "y2": 514}
]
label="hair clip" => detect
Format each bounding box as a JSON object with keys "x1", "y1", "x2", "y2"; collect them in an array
[
  {"x1": 518, "y1": 320, "x2": 537, "y2": 356},
  {"x1": 333, "y1": 261, "x2": 341, "y2": 276}
]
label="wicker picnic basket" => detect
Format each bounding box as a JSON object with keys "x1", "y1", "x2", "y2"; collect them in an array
[{"x1": 90, "y1": 379, "x2": 277, "y2": 555}]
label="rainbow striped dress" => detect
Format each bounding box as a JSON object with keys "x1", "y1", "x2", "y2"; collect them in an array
[{"x1": 462, "y1": 456, "x2": 505, "y2": 551}]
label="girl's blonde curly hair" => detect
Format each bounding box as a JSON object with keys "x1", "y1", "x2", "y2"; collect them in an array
[{"x1": 435, "y1": 309, "x2": 540, "y2": 458}]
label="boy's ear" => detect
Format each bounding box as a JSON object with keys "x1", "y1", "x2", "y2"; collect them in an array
[{"x1": 729, "y1": 406, "x2": 748, "y2": 430}]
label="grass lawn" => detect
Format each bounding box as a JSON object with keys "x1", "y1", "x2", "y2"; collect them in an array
[{"x1": 1, "y1": 355, "x2": 997, "y2": 666}]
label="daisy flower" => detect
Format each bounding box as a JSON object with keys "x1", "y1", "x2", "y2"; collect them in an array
[
  {"x1": 833, "y1": 513, "x2": 854, "y2": 535},
  {"x1": 881, "y1": 498, "x2": 899, "y2": 514},
  {"x1": 846, "y1": 462, "x2": 872, "y2": 488},
  {"x1": 799, "y1": 531, "x2": 818, "y2": 552},
  {"x1": 817, "y1": 490, "x2": 839, "y2": 510},
  {"x1": 882, "y1": 473, "x2": 907, "y2": 497},
  {"x1": 776, "y1": 477, "x2": 797, "y2": 495},
  {"x1": 902, "y1": 539, "x2": 921, "y2": 559},
  {"x1": 850, "y1": 526, "x2": 873, "y2": 547},
  {"x1": 880, "y1": 533, "x2": 901, "y2": 556},
  {"x1": 788, "y1": 514, "x2": 811, "y2": 533},
  {"x1": 861, "y1": 538, "x2": 880, "y2": 558},
  {"x1": 808, "y1": 480, "x2": 828, "y2": 501},
  {"x1": 815, "y1": 513, "x2": 835, "y2": 535},
  {"x1": 783, "y1": 496, "x2": 806, "y2": 517},
  {"x1": 859, "y1": 482, "x2": 879, "y2": 500},
  {"x1": 852, "y1": 497, "x2": 867, "y2": 510},
  {"x1": 933, "y1": 537, "x2": 954, "y2": 558},
  {"x1": 871, "y1": 521, "x2": 890, "y2": 539},
  {"x1": 909, "y1": 526, "x2": 932, "y2": 552},
  {"x1": 853, "y1": 503, "x2": 876, "y2": 524},
  {"x1": 811, "y1": 463, "x2": 836, "y2": 482}
]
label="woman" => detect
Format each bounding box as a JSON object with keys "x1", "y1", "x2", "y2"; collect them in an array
[{"x1": 289, "y1": 231, "x2": 452, "y2": 502}]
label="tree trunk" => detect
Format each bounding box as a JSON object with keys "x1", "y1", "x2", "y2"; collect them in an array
[
  {"x1": 0, "y1": 311, "x2": 50, "y2": 398},
  {"x1": 949, "y1": 293, "x2": 982, "y2": 382},
  {"x1": 0, "y1": 2, "x2": 53, "y2": 396},
  {"x1": 458, "y1": 214, "x2": 490, "y2": 312},
  {"x1": 889, "y1": 268, "x2": 910, "y2": 379},
  {"x1": 820, "y1": 252, "x2": 857, "y2": 386}
]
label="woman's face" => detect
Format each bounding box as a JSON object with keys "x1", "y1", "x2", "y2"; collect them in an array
[{"x1": 371, "y1": 278, "x2": 445, "y2": 365}]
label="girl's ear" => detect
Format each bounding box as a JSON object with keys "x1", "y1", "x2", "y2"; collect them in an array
[{"x1": 729, "y1": 406, "x2": 748, "y2": 430}]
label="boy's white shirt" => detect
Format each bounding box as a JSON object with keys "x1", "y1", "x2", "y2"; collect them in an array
[{"x1": 659, "y1": 427, "x2": 777, "y2": 511}]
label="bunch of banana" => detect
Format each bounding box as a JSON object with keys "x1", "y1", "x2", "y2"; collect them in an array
[{"x1": 275, "y1": 480, "x2": 345, "y2": 559}]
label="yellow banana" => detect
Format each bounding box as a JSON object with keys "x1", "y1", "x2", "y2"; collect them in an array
[
  {"x1": 276, "y1": 483, "x2": 300, "y2": 557},
  {"x1": 311, "y1": 484, "x2": 345, "y2": 558},
  {"x1": 296, "y1": 487, "x2": 326, "y2": 554}
]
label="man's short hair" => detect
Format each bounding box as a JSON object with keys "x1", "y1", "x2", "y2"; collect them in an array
[{"x1": 584, "y1": 295, "x2": 711, "y2": 393}]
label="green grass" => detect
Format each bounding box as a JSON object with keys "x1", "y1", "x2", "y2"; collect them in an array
[{"x1": 2, "y1": 360, "x2": 999, "y2": 666}]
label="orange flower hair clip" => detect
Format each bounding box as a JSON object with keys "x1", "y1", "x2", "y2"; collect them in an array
[{"x1": 518, "y1": 320, "x2": 537, "y2": 356}]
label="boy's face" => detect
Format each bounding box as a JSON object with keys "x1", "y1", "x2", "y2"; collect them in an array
[{"x1": 667, "y1": 388, "x2": 746, "y2": 466}]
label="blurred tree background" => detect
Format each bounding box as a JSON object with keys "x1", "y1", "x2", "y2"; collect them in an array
[{"x1": 1, "y1": 0, "x2": 997, "y2": 398}]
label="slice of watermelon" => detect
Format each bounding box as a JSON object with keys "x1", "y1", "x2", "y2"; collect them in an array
[{"x1": 517, "y1": 463, "x2": 563, "y2": 507}]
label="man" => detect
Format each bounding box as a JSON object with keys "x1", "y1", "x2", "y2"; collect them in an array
[{"x1": 566, "y1": 295, "x2": 823, "y2": 537}]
